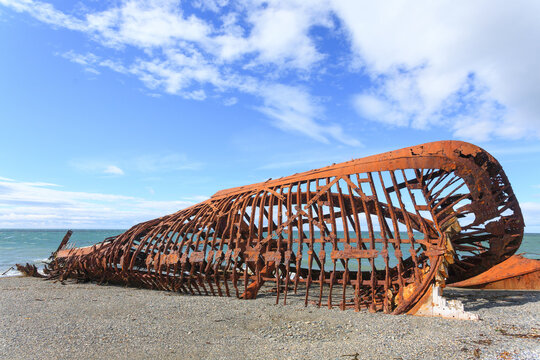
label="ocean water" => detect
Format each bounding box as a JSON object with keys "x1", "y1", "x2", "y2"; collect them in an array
[
  {"x1": 0, "y1": 229, "x2": 124, "y2": 277},
  {"x1": 0, "y1": 229, "x2": 538, "y2": 277}
]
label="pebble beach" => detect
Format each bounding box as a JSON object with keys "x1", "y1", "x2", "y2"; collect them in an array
[{"x1": 0, "y1": 277, "x2": 538, "y2": 360}]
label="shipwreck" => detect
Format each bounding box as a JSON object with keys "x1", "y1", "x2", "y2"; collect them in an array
[{"x1": 20, "y1": 141, "x2": 533, "y2": 318}]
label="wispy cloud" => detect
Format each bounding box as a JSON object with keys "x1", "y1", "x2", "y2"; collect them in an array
[
  {"x1": 1, "y1": 0, "x2": 357, "y2": 146},
  {"x1": 0, "y1": 176, "x2": 200, "y2": 228},
  {"x1": 103, "y1": 165, "x2": 124, "y2": 176},
  {"x1": 70, "y1": 153, "x2": 200, "y2": 175},
  {"x1": 3, "y1": 0, "x2": 540, "y2": 144},
  {"x1": 70, "y1": 160, "x2": 125, "y2": 176},
  {"x1": 256, "y1": 84, "x2": 361, "y2": 146},
  {"x1": 223, "y1": 97, "x2": 237, "y2": 106}
]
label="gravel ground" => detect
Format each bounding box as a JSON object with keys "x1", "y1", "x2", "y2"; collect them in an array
[{"x1": 0, "y1": 277, "x2": 538, "y2": 360}]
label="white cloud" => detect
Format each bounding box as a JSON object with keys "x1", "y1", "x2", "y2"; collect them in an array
[
  {"x1": 70, "y1": 160, "x2": 125, "y2": 176},
  {"x1": 353, "y1": 93, "x2": 408, "y2": 127},
  {"x1": 59, "y1": 51, "x2": 100, "y2": 73},
  {"x1": 1, "y1": 0, "x2": 357, "y2": 146},
  {"x1": 223, "y1": 97, "x2": 237, "y2": 106},
  {"x1": 0, "y1": 0, "x2": 87, "y2": 30},
  {"x1": 240, "y1": 1, "x2": 331, "y2": 70},
  {"x1": 4, "y1": 0, "x2": 540, "y2": 144},
  {"x1": 103, "y1": 165, "x2": 124, "y2": 176},
  {"x1": 0, "y1": 176, "x2": 198, "y2": 228},
  {"x1": 333, "y1": 0, "x2": 540, "y2": 140},
  {"x1": 257, "y1": 84, "x2": 361, "y2": 146},
  {"x1": 70, "y1": 154, "x2": 201, "y2": 175}
]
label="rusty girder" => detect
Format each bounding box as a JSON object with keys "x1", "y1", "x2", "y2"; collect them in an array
[{"x1": 41, "y1": 141, "x2": 524, "y2": 315}]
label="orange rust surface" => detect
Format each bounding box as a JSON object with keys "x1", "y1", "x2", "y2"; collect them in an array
[
  {"x1": 448, "y1": 255, "x2": 540, "y2": 290},
  {"x1": 25, "y1": 141, "x2": 524, "y2": 316}
]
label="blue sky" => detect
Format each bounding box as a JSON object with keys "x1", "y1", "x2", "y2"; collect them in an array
[{"x1": 0, "y1": 0, "x2": 539, "y2": 230}]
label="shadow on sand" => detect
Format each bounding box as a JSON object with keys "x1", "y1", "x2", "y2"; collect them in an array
[{"x1": 444, "y1": 288, "x2": 540, "y2": 312}]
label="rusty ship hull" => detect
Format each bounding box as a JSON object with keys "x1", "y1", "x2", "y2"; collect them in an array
[{"x1": 31, "y1": 141, "x2": 524, "y2": 315}]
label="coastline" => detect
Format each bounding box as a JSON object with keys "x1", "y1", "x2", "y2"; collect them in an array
[{"x1": 0, "y1": 277, "x2": 538, "y2": 359}]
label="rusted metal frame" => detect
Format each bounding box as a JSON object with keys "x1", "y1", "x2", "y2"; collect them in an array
[
  {"x1": 142, "y1": 214, "x2": 191, "y2": 288},
  {"x1": 430, "y1": 181, "x2": 467, "y2": 215},
  {"x1": 219, "y1": 194, "x2": 245, "y2": 297},
  {"x1": 152, "y1": 226, "x2": 179, "y2": 291},
  {"x1": 115, "y1": 220, "x2": 153, "y2": 272},
  {"x1": 325, "y1": 176, "x2": 340, "y2": 309},
  {"x1": 415, "y1": 168, "x2": 452, "y2": 272},
  {"x1": 418, "y1": 168, "x2": 440, "y2": 193},
  {"x1": 400, "y1": 169, "x2": 432, "y2": 241},
  {"x1": 206, "y1": 202, "x2": 227, "y2": 297},
  {"x1": 274, "y1": 185, "x2": 286, "y2": 304},
  {"x1": 183, "y1": 207, "x2": 218, "y2": 295},
  {"x1": 343, "y1": 175, "x2": 411, "y2": 241},
  {"x1": 258, "y1": 187, "x2": 279, "y2": 294},
  {"x1": 424, "y1": 172, "x2": 453, "y2": 205},
  {"x1": 209, "y1": 197, "x2": 238, "y2": 298},
  {"x1": 191, "y1": 209, "x2": 222, "y2": 296},
  {"x1": 335, "y1": 180, "x2": 351, "y2": 310},
  {"x1": 346, "y1": 173, "x2": 391, "y2": 311},
  {"x1": 125, "y1": 224, "x2": 159, "y2": 274},
  {"x1": 304, "y1": 179, "x2": 316, "y2": 306},
  {"x1": 345, "y1": 174, "x2": 371, "y2": 310},
  {"x1": 315, "y1": 178, "x2": 327, "y2": 307},
  {"x1": 344, "y1": 175, "x2": 364, "y2": 311},
  {"x1": 393, "y1": 170, "x2": 450, "y2": 315},
  {"x1": 158, "y1": 217, "x2": 191, "y2": 292},
  {"x1": 215, "y1": 195, "x2": 245, "y2": 297},
  {"x1": 244, "y1": 190, "x2": 262, "y2": 299},
  {"x1": 494, "y1": 192, "x2": 519, "y2": 215},
  {"x1": 231, "y1": 190, "x2": 257, "y2": 299},
  {"x1": 389, "y1": 170, "x2": 422, "y2": 286},
  {"x1": 200, "y1": 199, "x2": 233, "y2": 296},
  {"x1": 123, "y1": 228, "x2": 160, "y2": 288},
  {"x1": 36, "y1": 141, "x2": 527, "y2": 316},
  {"x1": 436, "y1": 192, "x2": 474, "y2": 226},
  {"x1": 354, "y1": 172, "x2": 379, "y2": 312},
  {"x1": 309, "y1": 202, "x2": 333, "y2": 241},
  {"x1": 224, "y1": 195, "x2": 242, "y2": 297},
  {"x1": 367, "y1": 172, "x2": 392, "y2": 313},
  {"x1": 133, "y1": 224, "x2": 169, "y2": 289},
  {"x1": 377, "y1": 171, "x2": 406, "y2": 306},
  {"x1": 229, "y1": 192, "x2": 253, "y2": 298},
  {"x1": 152, "y1": 219, "x2": 193, "y2": 291},
  {"x1": 294, "y1": 183, "x2": 305, "y2": 294},
  {"x1": 427, "y1": 173, "x2": 461, "y2": 206},
  {"x1": 382, "y1": 168, "x2": 437, "y2": 196},
  {"x1": 305, "y1": 176, "x2": 342, "y2": 208},
  {"x1": 290, "y1": 204, "x2": 325, "y2": 272},
  {"x1": 178, "y1": 208, "x2": 211, "y2": 295},
  {"x1": 243, "y1": 189, "x2": 267, "y2": 296},
  {"x1": 152, "y1": 224, "x2": 184, "y2": 291},
  {"x1": 283, "y1": 181, "x2": 299, "y2": 305},
  {"x1": 178, "y1": 204, "x2": 219, "y2": 294},
  {"x1": 174, "y1": 202, "x2": 221, "y2": 294}
]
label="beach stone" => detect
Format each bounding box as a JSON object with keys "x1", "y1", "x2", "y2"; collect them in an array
[{"x1": 0, "y1": 277, "x2": 538, "y2": 360}]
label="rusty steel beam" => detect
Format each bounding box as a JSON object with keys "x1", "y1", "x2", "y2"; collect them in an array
[
  {"x1": 27, "y1": 140, "x2": 524, "y2": 315},
  {"x1": 448, "y1": 254, "x2": 540, "y2": 290}
]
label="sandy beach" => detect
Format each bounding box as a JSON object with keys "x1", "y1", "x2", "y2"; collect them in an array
[{"x1": 0, "y1": 276, "x2": 538, "y2": 360}]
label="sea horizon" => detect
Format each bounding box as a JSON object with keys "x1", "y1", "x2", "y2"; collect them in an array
[{"x1": 2, "y1": 229, "x2": 539, "y2": 278}]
